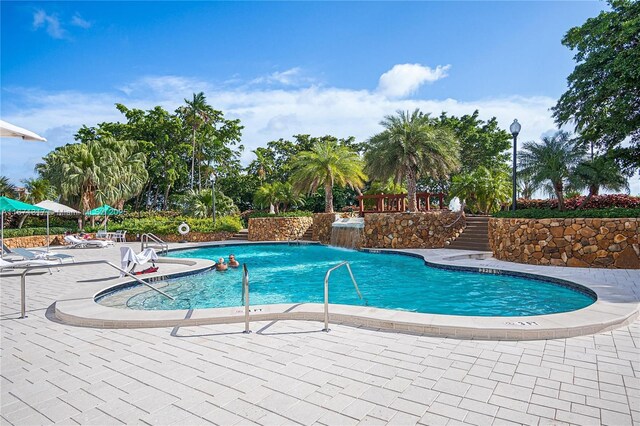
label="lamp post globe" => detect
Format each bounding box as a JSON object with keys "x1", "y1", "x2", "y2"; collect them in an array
[{"x1": 510, "y1": 119, "x2": 521, "y2": 211}]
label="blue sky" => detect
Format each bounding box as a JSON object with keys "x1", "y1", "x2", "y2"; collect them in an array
[{"x1": 2, "y1": 1, "x2": 637, "y2": 194}]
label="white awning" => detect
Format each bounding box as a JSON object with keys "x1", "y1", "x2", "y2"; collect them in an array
[
  {"x1": 0, "y1": 120, "x2": 47, "y2": 142},
  {"x1": 34, "y1": 200, "x2": 80, "y2": 215}
]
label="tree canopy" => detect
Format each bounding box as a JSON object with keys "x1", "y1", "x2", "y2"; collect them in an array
[{"x1": 552, "y1": 0, "x2": 640, "y2": 170}]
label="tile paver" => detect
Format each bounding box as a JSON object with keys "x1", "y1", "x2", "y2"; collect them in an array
[{"x1": 1, "y1": 243, "x2": 638, "y2": 425}]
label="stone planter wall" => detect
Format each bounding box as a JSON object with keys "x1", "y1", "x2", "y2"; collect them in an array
[
  {"x1": 3, "y1": 234, "x2": 68, "y2": 249},
  {"x1": 489, "y1": 218, "x2": 639, "y2": 269},
  {"x1": 248, "y1": 217, "x2": 313, "y2": 241},
  {"x1": 363, "y1": 211, "x2": 464, "y2": 249},
  {"x1": 312, "y1": 213, "x2": 338, "y2": 244}
]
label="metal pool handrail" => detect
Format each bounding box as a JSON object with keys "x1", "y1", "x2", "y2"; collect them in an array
[
  {"x1": 12, "y1": 260, "x2": 175, "y2": 319},
  {"x1": 323, "y1": 261, "x2": 362, "y2": 332},
  {"x1": 141, "y1": 233, "x2": 169, "y2": 255},
  {"x1": 242, "y1": 263, "x2": 250, "y2": 333}
]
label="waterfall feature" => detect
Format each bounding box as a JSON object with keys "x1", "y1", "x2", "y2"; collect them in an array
[{"x1": 330, "y1": 217, "x2": 365, "y2": 249}]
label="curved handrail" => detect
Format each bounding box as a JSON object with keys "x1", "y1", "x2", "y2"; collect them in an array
[
  {"x1": 141, "y1": 233, "x2": 169, "y2": 254},
  {"x1": 14, "y1": 259, "x2": 174, "y2": 319},
  {"x1": 323, "y1": 261, "x2": 362, "y2": 331},
  {"x1": 242, "y1": 264, "x2": 250, "y2": 333}
]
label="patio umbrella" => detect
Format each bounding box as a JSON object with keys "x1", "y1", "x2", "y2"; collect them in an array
[
  {"x1": 35, "y1": 200, "x2": 81, "y2": 251},
  {"x1": 0, "y1": 120, "x2": 47, "y2": 142},
  {"x1": 0, "y1": 197, "x2": 49, "y2": 258},
  {"x1": 85, "y1": 204, "x2": 122, "y2": 233}
]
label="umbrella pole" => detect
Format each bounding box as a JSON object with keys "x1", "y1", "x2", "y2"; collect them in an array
[
  {"x1": 46, "y1": 211, "x2": 50, "y2": 252},
  {"x1": 1, "y1": 212, "x2": 3, "y2": 259}
]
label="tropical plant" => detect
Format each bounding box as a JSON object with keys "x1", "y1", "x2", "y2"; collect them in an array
[
  {"x1": 573, "y1": 155, "x2": 629, "y2": 207},
  {"x1": 253, "y1": 183, "x2": 281, "y2": 214},
  {"x1": 450, "y1": 167, "x2": 511, "y2": 214},
  {"x1": 276, "y1": 182, "x2": 305, "y2": 212},
  {"x1": 518, "y1": 131, "x2": 586, "y2": 210},
  {"x1": 0, "y1": 176, "x2": 17, "y2": 197},
  {"x1": 364, "y1": 109, "x2": 460, "y2": 212},
  {"x1": 177, "y1": 188, "x2": 239, "y2": 218},
  {"x1": 21, "y1": 178, "x2": 56, "y2": 204},
  {"x1": 290, "y1": 141, "x2": 366, "y2": 213},
  {"x1": 36, "y1": 138, "x2": 148, "y2": 225}
]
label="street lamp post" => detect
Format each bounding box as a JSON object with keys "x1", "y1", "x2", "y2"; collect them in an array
[
  {"x1": 210, "y1": 173, "x2": 216, "y2": 224},
  {"x1": 510, "y1": 119, "x2": 521, "y2": 212}
]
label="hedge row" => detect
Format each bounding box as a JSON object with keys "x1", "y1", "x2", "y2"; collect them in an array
[
  {"x1": 84, "y1": 215, "x2": 243, "y2": 235},
  {"x1": 494, "y1": 208, "x2": 640, "y2": 219},
  {"x1": 515, "y1": 194, "x2": 640, "y2": 210},
  {"x1": 247, "y1": 211, "x2": 314, "y2": 218},
  {"x1": 2, "y1": 227, "x2": 72, "y2": 238}
]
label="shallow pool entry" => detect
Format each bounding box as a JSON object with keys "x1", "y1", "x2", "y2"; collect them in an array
[{"x1": 97, "y1": 244, "x2": 595, "y2": 316}]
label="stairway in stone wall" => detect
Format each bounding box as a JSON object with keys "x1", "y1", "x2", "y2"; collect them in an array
[
  {"x1": 448, "y1": 216, "x2": 491, "y2": 251},
  {"x1": 229, "y1": 229, "x2": 248, "y2": 241},
  {"x1": 301, "y1": 224, "x2": 314, "y2": 241}
]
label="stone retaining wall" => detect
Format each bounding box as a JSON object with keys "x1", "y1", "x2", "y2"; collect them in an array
[
  {"x1": 3, "y1": 234, "x2": 67, "y2": 249},
  {"x1": 363, "y1": 211, "x2": 464, "y2": 249},
  {"x1": 312, "y1": 213, "x2": 337, "y2": 244},
  {"x1": 248, "y1": 217, "x2": 313, "y2": 241},
  {"x1": 489, "y1": 218, "x2": 639, "y2": 269}
]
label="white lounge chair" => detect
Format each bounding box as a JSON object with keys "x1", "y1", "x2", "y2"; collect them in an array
[
  {"x1": 0, "y1": 258, "x2": 58, "y2": 273},
  {"x1": 120, "y1": 247, "x2": 158, "y2": 276},
  {"x1": 11, "y1": 248, "x2": 75, "y2": 264},
  {"x1": 64, "y1": 235, "x2": 114, "y2": 248}
]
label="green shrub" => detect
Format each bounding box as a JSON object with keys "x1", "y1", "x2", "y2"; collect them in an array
[
  {"x1": 3, "y1": 227, "x2": 72, "y2": 238},
  {"x1": 493, "y1": 208, "x2": 640, "y2": 219},
  {"x1": 247, "y1": 211, "x2": 313, "y2": 218},
  {"x1": 85, "y1": 215, "x2": 243, "y2": 235}
]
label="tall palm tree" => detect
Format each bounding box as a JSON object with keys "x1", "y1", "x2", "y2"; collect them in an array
[
  {"x1": 179, "y1": 92, "x2": 212, "y2": 189},
  {"x1": 518, "y1": 131, "x2": 585, "y2": 210},
  {"x1": 364, "y1": 109, "x2": 460, "y2": 212},
  {"x1": 21, "y1": 178, "x2": 56, "y2": 204},
  {"x1": 277, "y1": 182, "x2": 305, "y2": 212},
  {"x1": 0, "y1": 176, "x2": 17, "y2": 197},
  {"x1": 290, "y1": 141, "x2": 366, "y2": 213},
  {"x1": 574, "y1": 155, "x2": 629, "y2": 206}
]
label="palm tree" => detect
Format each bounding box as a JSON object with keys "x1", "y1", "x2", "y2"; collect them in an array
[
  {"x1": 518, "y1": 131, "x2": 585, "y2": 210},
  {"x1": 254, "y1": 183, "x2": 281, "y2": 214},
  {"x1": 180, "y1": 188, "x2": 238, "y2": 218},
  {"x1": 277, "y1": 182, "x2": 305, "y2": 212},
  {"x1": 178, "y1": 92, "x2": 212, "y2": 189},
  {"x1": 574, "y1": 155, "x2": 628, "y2": 206},
  {"x1": 290, "y1": 141, "x2": 366, "y2": 213},
  {"x1": 37, "y1": 138, "x2": 148, "y2": 226},
  {"x1": 364, "y1": 109, "x2": 460, "y2": 212},
  {"x1": 0, "y1": 176, "x2": 17, "y2": 197}
]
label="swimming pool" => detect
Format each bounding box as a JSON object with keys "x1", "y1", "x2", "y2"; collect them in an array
[{"x1": 97, "y1": 244, "x2": 596, "y2": 316}]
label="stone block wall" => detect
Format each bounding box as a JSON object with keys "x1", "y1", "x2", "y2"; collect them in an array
[
  {"x1": 312, "y1": 213, "x2": 337, "y2": 244},
  {"x1": 489, "y1": 218, "x2": 639, "y2": 269},
  {"x1": 248, "y1": 217, "x2": 313, "y2": 241},
  {"x1": 3, "y1": 234, "x2": 67, "y2": 249},
  {"x1": 363, "y1": 211, "x2": 464, "y2": 249},
  {"x1": 148, "y1": 232, "x2": 233, "y2": 243}
]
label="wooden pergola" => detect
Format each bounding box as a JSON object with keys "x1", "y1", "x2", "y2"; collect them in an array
[{"x1": 356, "y1": 192, "x2": 446, "y2": 215}]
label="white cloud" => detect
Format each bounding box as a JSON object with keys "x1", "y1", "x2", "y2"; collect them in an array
[
  {"x1": 377, "y1": 63, "x2": 451, "y2": 98},
  {"x1": 71, "y1": 14, "x2": 91, "y2": 29},
  {"x1": 2, "y1": 74, "x2": 638, "y2": 195},
  {"x1": 32, "y1": 10, "x2": 66, "y2": 39},
  {"x1": 249, "y1": 68, "x2": 313, "y2": 87}
]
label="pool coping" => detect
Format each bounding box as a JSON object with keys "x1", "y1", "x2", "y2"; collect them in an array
[{"x1": 54, "y1": 241, "x2": 640, "y2": 340}]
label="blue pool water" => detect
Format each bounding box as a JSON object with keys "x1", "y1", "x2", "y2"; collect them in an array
[{"x1": 107, "y1": 244, "x2": 595, "y2": 316}]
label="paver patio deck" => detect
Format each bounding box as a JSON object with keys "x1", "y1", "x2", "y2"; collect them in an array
[{"x1": 1, "y1": 243, "x2": 639, "y2": 425}]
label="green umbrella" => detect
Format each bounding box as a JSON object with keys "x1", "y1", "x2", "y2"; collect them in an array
[
  {"x1": 85, "y1": 204, "x2": 122, "y2": 233},
  {"x1": 0, "y1": 196, "x2": 50, "y2": 257}
]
